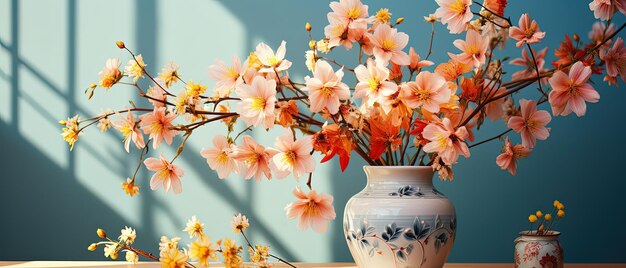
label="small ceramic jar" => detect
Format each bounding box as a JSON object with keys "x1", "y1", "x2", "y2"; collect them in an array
[{"x1": 514, "y1": 231, "x2": 563, "y2": 268}]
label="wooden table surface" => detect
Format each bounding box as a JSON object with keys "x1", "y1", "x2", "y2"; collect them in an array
[{"x1": 0, "y1": 262, "x2": 624, "y2": 268}]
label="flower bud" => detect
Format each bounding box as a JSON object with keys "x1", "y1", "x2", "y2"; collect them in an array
[
  {"x1": 535, "y1": 210, "x2": 543, "y2": 218},
  {"x1": 58, "y1": 120, "x2": 67, "y2": 125},
  {"x1": 309, "y1": 40, "x2": 316, "y2": 50},
  {"x1": 528, "y1": 214, "x2": 538, "y2": 223},
  {"x1": 110, "y1": 251, "x2": 118, "y2": 260},
  {"x1": 97, "y1": 228, "x2": 107, "y2": 238},
  {"x1": 116, "y1": 41, "x2": 125, "y2": 49},
  {"x1": 395, "y1": 17, "x2": 405, "y2": 25},
  {"x1": 88, "y1": 243, "x2": 98, "y2": 251},
  {"x1": 89, "y1": 83, "x2": 97, "y2": 89},
  {"x1": 544, "y1": 214, "x2": 552, "y2": 221},
  {"x1": 305, "y1": 22, "x2": 311, "y2": 32},
  {"x1": 424, "y1": 14, "x2": 438, "y2": 23},
  {"x1": 557, "y1": 210, "x2": 565, "y2": 218},
  {"x1": 573, "y1": 34, "x2": 580, "y2": 43}
]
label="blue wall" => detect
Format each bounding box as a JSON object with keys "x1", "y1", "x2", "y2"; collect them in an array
[{"x1": 1, "y1": 0, "x2": 625, "y2": 263}]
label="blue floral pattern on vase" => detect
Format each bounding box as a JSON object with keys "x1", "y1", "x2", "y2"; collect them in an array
[{"x1": 345, "y1": 215, "x2": 456, "y2": 266}]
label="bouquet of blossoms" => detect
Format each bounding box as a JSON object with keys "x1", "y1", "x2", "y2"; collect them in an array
[{"x1": 60, "y1": 0, "x2": 625, "y2": 265}]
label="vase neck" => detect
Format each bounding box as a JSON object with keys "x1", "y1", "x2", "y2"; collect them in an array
[{"x1": 365, "y1": 166, "x2": 434, "y2": 186}]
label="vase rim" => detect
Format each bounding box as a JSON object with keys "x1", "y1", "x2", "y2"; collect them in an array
[
  {"x1": 363, "y1": 165, "x2": 432, "y2": 170},
  {"x1": 518, "y1": 230, "x2": 561, "y2": 236}
]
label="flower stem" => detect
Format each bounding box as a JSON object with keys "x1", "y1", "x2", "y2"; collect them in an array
[
  {"x1": 241, "y1": 230, "x2": 297, "y2": 268},
  {"x1": 525, "y1": 43, "x2": 548, "y2": 99}
]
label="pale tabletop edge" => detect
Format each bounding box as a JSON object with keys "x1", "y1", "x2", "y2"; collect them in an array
[{"x1": 0, "y1": 262, "x2": 625, "y2": 268}]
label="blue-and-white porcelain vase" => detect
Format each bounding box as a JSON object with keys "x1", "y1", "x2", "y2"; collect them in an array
[{"x1": 344, "y1": 166, "x2": 456, "y2": 268}]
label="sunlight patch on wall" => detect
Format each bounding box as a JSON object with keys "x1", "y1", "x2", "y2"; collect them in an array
[
  {"x1": 0, "y1": 48, "x2": 9, "y2": 123},
  {"x1": 0, "y1": 0, "x2": 10, "y2": 124},
  {"x1": 0, "y1": 1, "x2": 9, "y2": 41},
  {"x1": 157, "y1": 0, "x2": 244, "y2": 82}
]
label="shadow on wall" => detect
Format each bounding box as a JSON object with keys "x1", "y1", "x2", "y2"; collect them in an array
[
  {"x1": 0, "y1": 0, "x2": 310, "y2": 261},
  {"x1": 0, "y1": 119, "x2": 128, "y2": 260},
  {"x1": 0, "y1": 0, "x2": 181, "y2": 260}
]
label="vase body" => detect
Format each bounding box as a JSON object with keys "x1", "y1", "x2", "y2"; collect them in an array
[
  {"x1": 514, "y1": 231, "x2": 563, "y2": 268},
  {"x1": 343, "y1": 166, "x2": 456, "y2": 268}
]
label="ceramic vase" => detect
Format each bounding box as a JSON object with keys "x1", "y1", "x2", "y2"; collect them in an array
[
  {"x1": 343, "y1": 166, "x2": 456, "y2": 268},
  {"x1": 514, "y1": 231, "x2": 563, "y2": 268}
]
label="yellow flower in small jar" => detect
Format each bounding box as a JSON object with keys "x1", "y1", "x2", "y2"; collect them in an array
[
  {"x1": 544, "y1": 214, "x2": 552, "y2": 221},
  {"x1": 535, "y1": 210, "x2": 543, "y2": 218},
  {"x1": 528, "y1": 214, "x2": 538, "y2": 223},
  {"x1": 557, "y1": 210, "x2": 565, "y2": 218}
]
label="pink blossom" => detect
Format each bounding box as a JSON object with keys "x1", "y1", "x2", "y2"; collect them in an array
[
  {"x1": 98, "y1": 58, "x2": 122, "y2": 88},
  {"x1": 507, "y1": 99, "x2": 551, "y2": 148},
  {"x1": 200, "y1": 135, "x2": 240, "y2": 179},
  {"x1": 255, "y1": 41, "x2": 292, "y2": 73},
  {"x1": 324, "y1": 0, "x2": 369, "y2": 50},
  {"x1": 354, "y1": 59, "x2": 398, "y2": 112},
  {"x1": 589, "y1": 0, "x2": 626, "y2": 21},
  {"x1": 112, "y1": 110, "x2": 145, "y2": 153},
  {"x1": 303, "y1": 60, "x2": 350, "y2": 114},
  {"x1": 147, "y1": 79, "x2": 168, "y2": 109},
  {"x1": 422, "y1": 118, "x2": 470, "y2": 165},
  {"x1": 446, "y1": 105, "x2": 477, "y2": 142},
  {"x1": 548, "y1": 61, "x2": 600, "y2": 117},
  {"x1": 509, "y1": 13, "x2": 546, "y2": 47},
  {"x1": 139, "y1": 107, "x2": 179, "y2": 149},
  {"x1": 589, "y1": 22, "x2": 616, "y2": 49},
  {"x1": 232, "y1": 135, "x2": 274, "y2": 181},
  {"x1": 409, "y1": 47, "x2": 434, "y2": 72},
  {"x1": 235, "y1": 76, "x2": 277, "y2": 129},
  {"x1": 400, "y1": 71, "x2": 451, "y2": 113},
  {"x1": 208, "y1": 56, "x2": 243, "y2": 97},
  {"x1": 600, "y1": 37, "x2": 626, "y2": 81},
  {"x1": 366, "y1": 24, "x2": 410, "y2": 66},
  {"x1": 269, "y1": 131, "x2": 315, "y2": 180},
  {"x1": 483, "y1": 83, "x2": 508, "y2": 121},
  {"x1": 144, "y1": 154, "x2": 184, "y2": 194},
  {"x1": 285, "y1": 187, "x2": 336, "y2": 233},
  {"x1": 496, "y1": 137, "x2": 532, "y2": 176},
  {"x1": 328, "y1": 0, "x2": 369, "y2": 24},
  {"x1": 510, "y1": 47, "x2": 549, "y2": 84},
  {"x1": 434, "y1": 0, "x2": 473, "y2": 34},
  {"x1": 324, "y1": 16, "x2": 367, "y2": 50},
  {"x1": 450, "y1": 30, "x2": 489, "y2": 68}
]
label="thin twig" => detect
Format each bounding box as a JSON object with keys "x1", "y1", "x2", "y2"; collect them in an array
[
  {"x1": 469, "y1": 129, "x2": 512, "y2": 148},
  {"x1": 473, "y1": 12, "x2": 509, "y2": 29},
  {"x1": 123, "y1": 47, "x2": 175, "y2": 97},
  {"x1": 473, "y1": 1, "x2": 512, "y2": 25},
  {"x1": 526, "y1": 44, "x2": 548, "y2": 99},
  {"x1": 319, "y1": 57, "x2": 354, "y2": 72},
  {"x1": 425, "y1": 22, "x2": 436, "y2": 60},
  {"x1": 131, "y1": 139, "x2": 152, "y2": 180}
]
